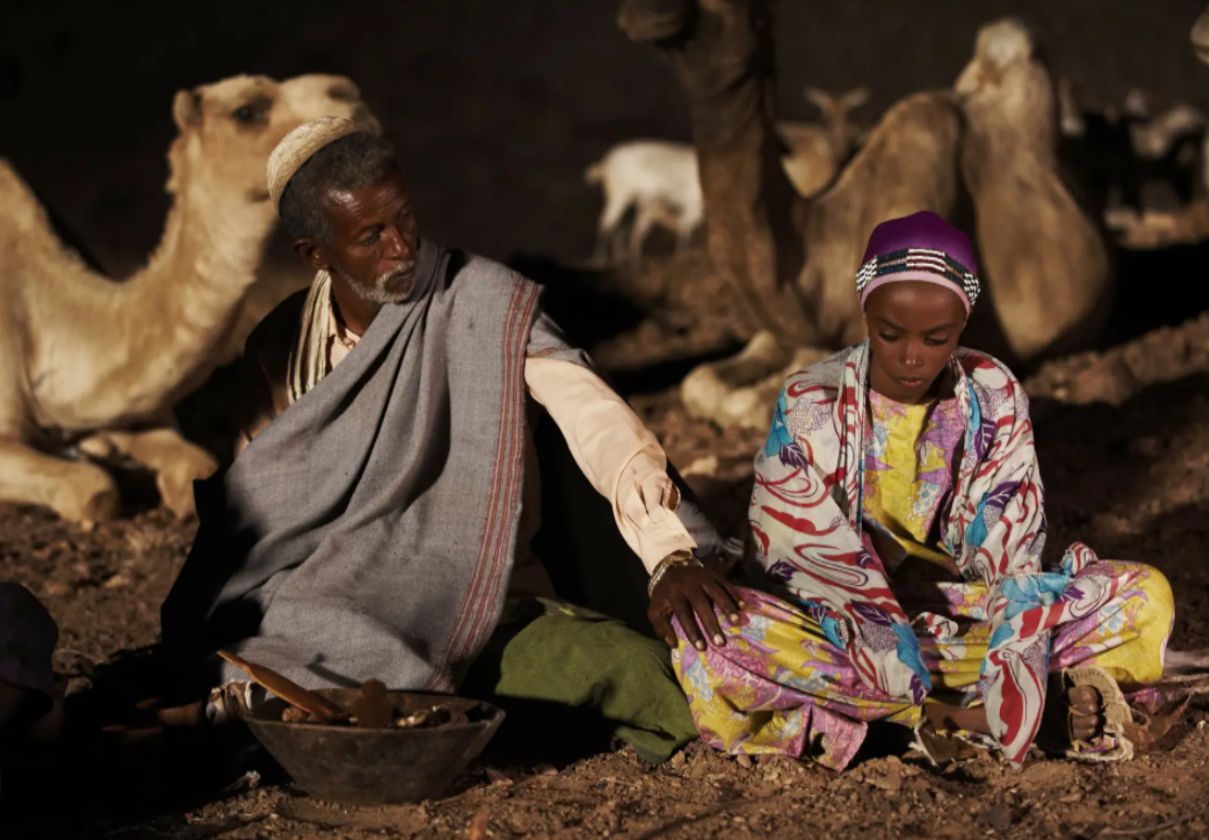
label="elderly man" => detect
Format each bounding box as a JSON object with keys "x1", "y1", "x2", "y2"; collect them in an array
[{"x1": 161, "y1": 118, "x2": 742, "y2": 761}]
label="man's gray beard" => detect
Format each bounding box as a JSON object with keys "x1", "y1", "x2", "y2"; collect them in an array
[{"x1": 348, "y1": 262, "x2": 417, "y2": 305}]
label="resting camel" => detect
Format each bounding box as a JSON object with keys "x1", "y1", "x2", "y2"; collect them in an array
[
  {"x1": 616, "y1": 1, "x2": 1112, "y2": 430},
  {"x1": 0, "y1": 74, "x2": 377, "y2": 525}
]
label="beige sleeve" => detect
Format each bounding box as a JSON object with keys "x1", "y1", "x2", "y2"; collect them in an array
[{"x1": 524, "y1": 356, "x2": 697, "y2": 574}]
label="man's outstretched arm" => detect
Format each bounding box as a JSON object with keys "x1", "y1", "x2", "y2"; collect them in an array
[{"x1": 524, "y1": 357, "x2": 744, "y2": 649}]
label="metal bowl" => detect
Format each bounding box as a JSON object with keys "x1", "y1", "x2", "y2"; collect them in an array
[{"x1": 241, "y1": 689, "x2": 505, "y2": 805}]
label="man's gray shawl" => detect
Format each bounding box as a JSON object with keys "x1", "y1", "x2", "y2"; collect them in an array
[{"x1": 162, "y1": 241, "x2": 583, "y2": 692}]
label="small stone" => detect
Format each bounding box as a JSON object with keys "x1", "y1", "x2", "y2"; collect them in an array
[
  {"x1": 735, "y1": 752, "x2": 753, "y2": 770},
  {"x1": 978, "y1": 804, "x2": 1019, "y2": 830},
  {"x1": 670, "y1": 751, "x2": 686, "y2": 770},
  {"x1": 868, "y1": 767, "x2": 902, "y2": 794},
  {"x1": 485, "y1": 768, "x2": 513, "y2": 786}
]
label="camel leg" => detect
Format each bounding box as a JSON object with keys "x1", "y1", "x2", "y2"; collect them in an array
[
  {"x1": 0, "y1": 439, "x2": 121, "y2": 525},
  {"x1": 78, "y1": 427, "x2": 217, "y2": 520},
  {"x1": 680, "y1": 334, "x2": 834, "y2": 431}
]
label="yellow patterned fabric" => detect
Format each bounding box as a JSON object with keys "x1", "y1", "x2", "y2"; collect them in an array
[
  {"x1": 674, "y1": 562, "x2": 1174, "y2": 770},
  {"x1": 862, "y1": 392, "x2": 965, "y2": 575}
]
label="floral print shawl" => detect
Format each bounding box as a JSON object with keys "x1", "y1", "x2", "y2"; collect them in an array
[{"x1": 752, "y1": 342, "x2": 1122, "y2": 762}]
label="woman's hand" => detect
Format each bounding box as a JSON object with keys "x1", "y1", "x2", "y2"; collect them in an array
[{"x1": 648, "y1": 562, "x2": 746, "y2": 650}]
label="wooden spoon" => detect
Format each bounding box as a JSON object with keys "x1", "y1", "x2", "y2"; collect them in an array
[{"x1": 218, "y1": 650, "x2": 347, "y2": 722}]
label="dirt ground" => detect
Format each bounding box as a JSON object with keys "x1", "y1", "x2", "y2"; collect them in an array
[
  {"x1": 5, "y1": 1, "x2": 1209, "y2": 838},
  {"x1": 3, "y1": 254, "x2": 1209, "y2": 839}
]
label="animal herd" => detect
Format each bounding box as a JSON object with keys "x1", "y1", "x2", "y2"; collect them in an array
[
  {"x1": 1, "y1": 3, "x2": 1208, "y2": 527},
  {"x1": 584, "y1": 86, "x2": 871, "y2": 267},
  {"x1": 590, "y1": 79, "x2": 1209, "y2": 270}
]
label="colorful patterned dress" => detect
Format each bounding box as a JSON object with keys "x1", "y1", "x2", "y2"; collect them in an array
[{"x1": 672, "y1": 343, "x2": 1174, "y2": 769}]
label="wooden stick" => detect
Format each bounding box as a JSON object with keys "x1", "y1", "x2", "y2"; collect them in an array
[{"x1": 218, "y1": 650, "x2": 346, "y2": 722}]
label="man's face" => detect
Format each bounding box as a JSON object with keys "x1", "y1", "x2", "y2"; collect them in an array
[
  {"x1": 303, "y1": 168, "x2": 420, "y2": 304},
  {"x1": 864, "y1": 281, "x2": 967, "y2": 404}
]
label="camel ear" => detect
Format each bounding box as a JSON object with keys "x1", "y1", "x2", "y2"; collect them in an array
[
  {"x1": 841, "y1": 87, "x2": 870, "y2": 112},
  {"x1": 173, "y1": 89, "x2": 203, "y2": 130},
  {"x1": 803, "y1": 87, "x2": 832, "y2": 115}
]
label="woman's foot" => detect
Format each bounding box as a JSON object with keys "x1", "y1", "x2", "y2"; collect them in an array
[
  {"x1": 922, "y1": 667, "x2": 1135, "y2": 763},
  {"x1": 1044, "y1": 665, "x2": 1135, "y2": 761}
]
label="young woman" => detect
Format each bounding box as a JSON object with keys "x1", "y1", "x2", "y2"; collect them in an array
[{"x1": 671, "y1": 211, "x2": 1174, "y2": 768}]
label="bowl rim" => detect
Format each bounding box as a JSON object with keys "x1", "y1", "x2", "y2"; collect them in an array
[{"x1": 242, "y1": 689, "x2": 506, "y2": 735}]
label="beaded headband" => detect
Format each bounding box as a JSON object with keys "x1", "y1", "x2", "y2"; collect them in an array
[{"x1": 856, "y1": 247, "x2": 981, "y2": 313}]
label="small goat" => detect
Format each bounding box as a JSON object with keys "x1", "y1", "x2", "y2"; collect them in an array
[
  {"x1": 584, "y1": 140, "x2": 702, "y2": 266},
  {"x1": 777, "y1": 86, "x2": 870, "y2": 197}
]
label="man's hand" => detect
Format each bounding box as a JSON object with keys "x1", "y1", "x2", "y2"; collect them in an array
[{"x1": 648, "y1": 563, "x2": 746, "y2": 651}]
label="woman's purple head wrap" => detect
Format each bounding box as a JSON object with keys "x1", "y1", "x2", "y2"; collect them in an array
[{"x1": 856, "y1": 211, "x2": 980, "y2": 314}]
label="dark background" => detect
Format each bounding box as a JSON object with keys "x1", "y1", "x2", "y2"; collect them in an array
[{"x1": 2, "y1": 0, "x2": 1207, "y2": 274}]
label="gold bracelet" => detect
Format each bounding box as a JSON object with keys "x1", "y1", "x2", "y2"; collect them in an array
[{"x1": 647, "y1": 550, "x2": 701, "y2": 597}]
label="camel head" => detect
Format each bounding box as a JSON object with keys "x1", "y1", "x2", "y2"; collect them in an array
[
  {"x1": 165, "y1": 74, "x2": 379, "y2": 211},
  {"x1": 954, "y1": 18, "x2": 1057, "y2": 150},
  {"x1": 618, "y1": 0, "x2": 775, "y2": 143},
  {"x1": 1193, "y1": 4, "x2": 1209, "y2": 65}
]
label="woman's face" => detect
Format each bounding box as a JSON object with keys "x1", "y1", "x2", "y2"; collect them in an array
[{"x1": 864, "y1": 281, "x2": 967, "y2": 404}]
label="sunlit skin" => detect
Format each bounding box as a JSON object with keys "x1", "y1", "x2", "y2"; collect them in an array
[
  {"x1": 864, "y1": 280, "x2": 1101, "y2": 740},
  {"x1": 293, "y1": 167, "x2": 420, "y2": 336}
]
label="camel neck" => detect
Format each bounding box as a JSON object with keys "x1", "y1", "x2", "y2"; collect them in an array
[{"x1": 71, "y1": 178, "x2": 277, "y2": 417}]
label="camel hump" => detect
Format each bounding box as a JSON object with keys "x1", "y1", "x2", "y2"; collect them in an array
[{"x1": 865, "y1": 90, "x2": 963, "y2": 159}]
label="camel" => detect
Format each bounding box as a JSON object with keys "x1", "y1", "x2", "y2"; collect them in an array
[
  {"x1": 0, "y1": 73, "x2": 378, "y2": 525},
  {"x1": 616, "y1": 1, "x2": 1112, "y2": 431},
  {"x1": 955, "y1": 19, "x2": 1113, "y2": 363}
]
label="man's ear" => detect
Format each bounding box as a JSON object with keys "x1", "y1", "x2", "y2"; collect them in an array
[{"x1": 293, "y1": 239, "x2": 330, "y2": 273}]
